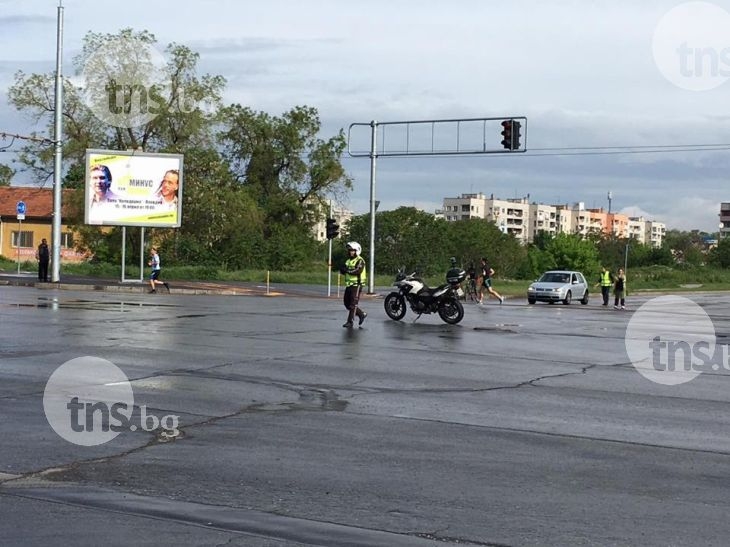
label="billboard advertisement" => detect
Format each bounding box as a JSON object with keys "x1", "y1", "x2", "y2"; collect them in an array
[{"x1": 85, "y1": 149, "x2": 183, "y2": 227}]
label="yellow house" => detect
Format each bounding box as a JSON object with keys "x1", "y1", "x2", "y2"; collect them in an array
[{"x1": 0, "y1": 186, "x2": 86, "y2": 262}]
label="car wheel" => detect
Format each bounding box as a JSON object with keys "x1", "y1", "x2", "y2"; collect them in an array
[
  {"x1": 580, "y1": 290, "x2": 589, "y2": 305},
  {"x1": 563, "y1": 290, "x2": 572, "y2": 305},
  {"x1": 528, "y1": 297, "x2": 536, "y2": 305}
]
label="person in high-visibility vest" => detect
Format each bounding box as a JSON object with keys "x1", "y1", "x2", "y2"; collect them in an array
[
  {"x1": 596, "y1": 266, "x2": 613, "y2": 306},
  {"x1": 339, "y1": 241, "x2": 367, "y2": 328}
]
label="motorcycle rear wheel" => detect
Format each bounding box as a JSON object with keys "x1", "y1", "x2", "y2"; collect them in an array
[
  {"x1": 438, "y1": 297, "x2": 464, "y2": 325},
  {"x1": 384, "y1": 293, "x2": 407, "y2": 321}
]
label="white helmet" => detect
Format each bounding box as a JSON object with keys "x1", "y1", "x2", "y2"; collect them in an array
[{"x1": 346, "y1": 241, "x2": 362, "y2": 256}]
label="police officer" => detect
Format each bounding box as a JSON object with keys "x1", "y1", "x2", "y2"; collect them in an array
[
  {"x1": 339, "y1": 241, "x2": 367, "y2": 328},
  {"x1": 597, "y1": 266, "x2": 613, "y2": 306}
]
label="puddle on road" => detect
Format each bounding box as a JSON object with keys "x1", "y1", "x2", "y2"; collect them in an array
[{"x1": 1, "y1": 297, "x2": 179, "y2": 311}]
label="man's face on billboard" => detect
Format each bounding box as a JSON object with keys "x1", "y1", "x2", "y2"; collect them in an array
[
  {"x1": 91, "y1": 168, "x2": 110, "y2": 198},
  {"x1": 160, "y1": 172, "x2": 179, "y2": 201}
]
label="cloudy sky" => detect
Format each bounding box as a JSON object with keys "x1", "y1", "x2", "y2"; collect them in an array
[{"x1": 1, "y1": 0, "x2": 729, "y2": 231}]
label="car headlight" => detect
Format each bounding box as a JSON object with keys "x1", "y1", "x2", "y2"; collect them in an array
[
  {"x1": 528, "y1": 285, "x2": 535, "y2": 291},
  {"x1": 553, "y1": 288, "x2": 561, "y2": 292}
]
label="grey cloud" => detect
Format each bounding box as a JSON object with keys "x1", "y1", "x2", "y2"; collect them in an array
[
  {"x1": 187, "y1": 36, "x2": 341, "y2": 56},
  {"x1": 0, "y1": 15, "x2": 55, "y2": 26}
]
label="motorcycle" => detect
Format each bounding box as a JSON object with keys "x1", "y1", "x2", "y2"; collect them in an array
[{"x1": 383, "y1": 260, "x2": 467, "y2": 324}]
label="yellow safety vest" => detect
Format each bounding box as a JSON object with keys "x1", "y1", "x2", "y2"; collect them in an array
[
  {"x1": 345, "y1": 256, "x2": 367, "y2": 287},
  {"x1": 600, "y1": 271, "x2": 612, "y2": 286}
]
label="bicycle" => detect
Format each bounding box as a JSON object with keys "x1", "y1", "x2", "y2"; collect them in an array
[{"x1": 464, "y1": 276, "x2": 480, "y2": 303}]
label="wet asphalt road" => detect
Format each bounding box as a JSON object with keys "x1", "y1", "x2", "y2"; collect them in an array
[{"x1": 1, "y1": 286, "x2": 730, "y2": 546}]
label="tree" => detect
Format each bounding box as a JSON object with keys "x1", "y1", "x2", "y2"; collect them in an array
[
  {"x1": 711, "y1": 238, "x2": 730, "y2": 268},
  {"x1": 6, "y1": 28, "x2": 350, "y2": 270},
  {"x1": 218, "y1": 105, "x2": 352, "y2": 230},
  {"x1": 0, "y1": 163, "x2": 14, "y2": 186},
  {"x1": 544, "y1": 233, "x2": 601, "y2": 276},
  {"x1": 8, "y1": 29, "x2": 226, "y2": 188}
]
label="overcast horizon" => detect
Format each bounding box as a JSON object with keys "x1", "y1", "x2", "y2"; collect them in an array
[{"x1": 1, "y1": 0, "x2": 729, "y2": 232}]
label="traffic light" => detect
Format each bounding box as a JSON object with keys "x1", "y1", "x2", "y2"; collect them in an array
[
  {"x1": 500, "y1": 119, "x2": 515, "y2": 150},
  {"x1": 326, "y1": 217, "x2": 339, "y2": 240}
]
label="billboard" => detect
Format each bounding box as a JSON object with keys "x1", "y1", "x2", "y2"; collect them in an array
[{"x1": 85, "y1": 149, "x2": 183, "y2": 227}]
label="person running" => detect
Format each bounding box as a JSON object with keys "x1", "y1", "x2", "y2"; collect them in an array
[
  {"x1": 477, "y1": 257, "x2": 504, "y2": 304},
  {"x1": 148, "y1": 247, "x2": 170, "y2": 294}
]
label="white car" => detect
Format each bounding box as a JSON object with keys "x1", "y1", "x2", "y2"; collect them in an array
[{"x1": 527, "y1": 270, "x2": 589, "y2": 305}]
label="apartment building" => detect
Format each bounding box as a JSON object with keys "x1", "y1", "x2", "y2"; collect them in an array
[
  {"x1": 528, "y1": 203, "x2": 558, "y2": 240},
  {"x1": 645, "y1": 220, "x2": 666, "y2": 248},
  {"x1": 484, "y1": 196, "x2": 530, "y2": 244},
  {"x1": 721, "y1": 202, "x2": 730, "y2": 239},
  {"x1": 441, "y1": 193, "x2": 665, "y2": 247},
  {"x1": 440, "y1": 192, "x2": 488, "y2": 221}
]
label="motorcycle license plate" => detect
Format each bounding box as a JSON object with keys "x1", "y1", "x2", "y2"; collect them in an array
[{"x1": 457, "y1": 288, "x2": 464, "y2": 297}]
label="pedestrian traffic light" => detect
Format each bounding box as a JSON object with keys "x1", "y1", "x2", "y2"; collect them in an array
[
  {"x1": 500, "y1": 120, "x2": 515, "y2": 150},
  {"x1": 326, "y1": 217, "x2": 339, "y2": 239}
]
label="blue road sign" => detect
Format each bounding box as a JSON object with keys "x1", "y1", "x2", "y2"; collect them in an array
[{"x1": 16, "y1": 201, "x2": 26, "y2": 215}]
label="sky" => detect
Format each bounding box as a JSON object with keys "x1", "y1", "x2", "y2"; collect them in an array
[{"x1": 1, "y1": 0, "x2": 729, "y2": 231}]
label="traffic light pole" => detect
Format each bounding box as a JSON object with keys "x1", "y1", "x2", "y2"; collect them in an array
[
  {"x1": 347, "y1": 116, "x2": 527, "y2": 296},
  {"x1": 367, "y1": 121, "x2": 377, "y2": 295},
  {"x1": 327, "y1": 200, "x2": 333, "y2": 297}
]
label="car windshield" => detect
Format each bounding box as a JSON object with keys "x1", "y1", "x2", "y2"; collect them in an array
[{"x1": 539, "y1": 272, "x2": 570, "y2": 283}]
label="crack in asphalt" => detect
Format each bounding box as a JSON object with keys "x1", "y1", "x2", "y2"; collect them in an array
[{"x1": 411, "y1": 529, "x2": 511, "y2": 547}]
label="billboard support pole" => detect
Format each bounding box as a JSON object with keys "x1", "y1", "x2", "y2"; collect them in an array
[
  {"x1": 140, "y1": 227, "x2": 145, "y2": 282},
  {"x1": 121, "y1": 226, "x2": 126, "y2": 283}
]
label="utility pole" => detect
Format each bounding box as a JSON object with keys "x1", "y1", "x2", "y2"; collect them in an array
[{"x1": 51, "y1": 0, "x2": 64, "y2": 283}]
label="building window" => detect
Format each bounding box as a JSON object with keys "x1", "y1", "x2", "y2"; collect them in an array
[
  {"x1": 12, "y1": 231, "x2": 34, "y2": 248},
  {"x1": 61, "y1": 232, "x2": 74, "y2": 248}
]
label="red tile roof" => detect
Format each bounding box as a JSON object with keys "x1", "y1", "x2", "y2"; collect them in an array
[{"x1": 0, "y1": 186, "x2": 76, "y2": 219}]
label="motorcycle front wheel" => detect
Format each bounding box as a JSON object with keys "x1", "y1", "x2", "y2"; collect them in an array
[
  {"x1": 438, "y1": 297, "x2": 464, "y2": 325},
  {"x1": 384, "y1": 293, "x2": 407, "y2": 321}
]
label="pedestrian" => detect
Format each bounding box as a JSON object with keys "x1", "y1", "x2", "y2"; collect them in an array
[
  {"x1": 596, "y1": 266, "x2": 613, "y2": 306},
  {"x1": 36, "y1": 238, "x2": 50, "y2": 282},
  {"x1": 148, "y1": 247, "x2": 170, "y2": 294},
  {"x1": 613, "y1": 268, "x2": 626, "y2": 310},
  {"x1": 339, "y1": 241, "x2": 367, "y2": 328},
  {"x1": 477, "y1": 257, "x2": 504, "y2": 304}
]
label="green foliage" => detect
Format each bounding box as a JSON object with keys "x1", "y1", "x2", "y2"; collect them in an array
[
  {"x1": 709, "y1": 238, "x2": 730, "y2": 268},
  {"x1": 542, "y1": 233, "x2": 601, "y2": 276},
  {"x1": 344, "y1": 208, "x2": 528, "y2": 279},
  {"x1": 6, "y1": 28, "x2": 350, "y2": 272},
  {"x1": 0, "y1": 163, "x2": 14, "y2": 186}
]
